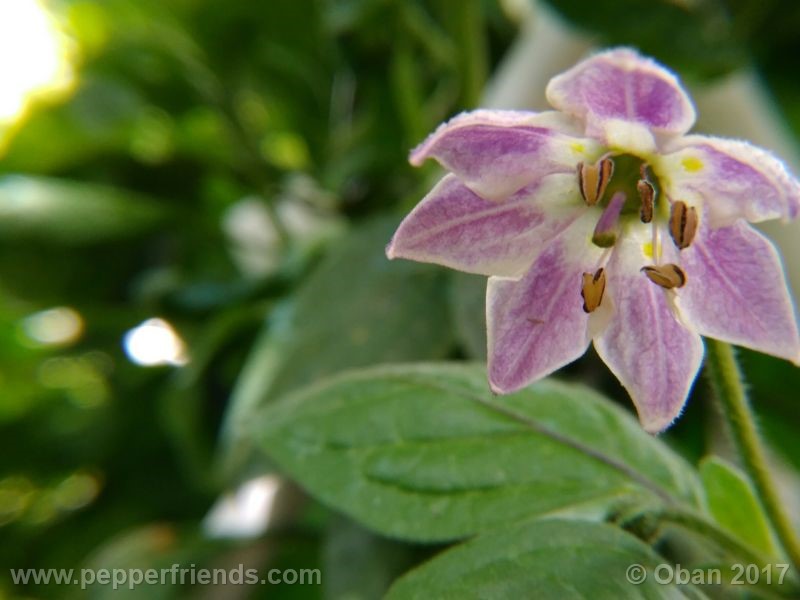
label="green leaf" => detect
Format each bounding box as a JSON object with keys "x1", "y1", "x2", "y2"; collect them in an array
[
  {"x1": 386, "y1": 518, "x2": 700, "y2": 599},
  {"x1": 0, "y1": 176, "x2": 169, "y2": 244},
  {"x1": 220, "y1": 218, "x2": 454, "y2": 474},
  {"x1": 256, "y1": 363, "x2": 703, "y2": 541},
  {"x1": 700, "y1": 456, "x2": 778, "y2": 557}
]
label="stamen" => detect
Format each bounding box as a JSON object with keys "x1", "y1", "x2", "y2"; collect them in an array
[
  {"x1": 577, "y1": 157, "x2": 615, "y2": 206},
  {"x1": 641, "y1": 263, "x2": 686, "y2": 289},
  {"x1": 637, "y1": 179, "x2": 655, "y2": 223},
  {"x1": 581, "y1": 267, "x2": 606, "y2": 313},
  {"x1": 668, "y1": 201, "x2": 698, "y2": 250},
  {"x1": 592, "y1": 191, "x2": 625, "y2": 247}
]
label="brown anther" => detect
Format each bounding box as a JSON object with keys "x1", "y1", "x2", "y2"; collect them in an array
[
  {"x1": 668, "y1": 201, "x2": 698, "y2": 250},
  {"x1": 637, "y1": 179, "x2": 655, "y2": 223},
  {"x1": 641, "y1": 263, "x2": 686, "y2": 289},
  {"x1": 577, "y1": 157, "x2": 614, "y2": 206},
  {"x1": 581, "y1": 267, "x2": 606, "y2": 313}
]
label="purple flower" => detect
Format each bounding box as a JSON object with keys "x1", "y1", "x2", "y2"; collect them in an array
[{"x1": 387, "y1": 49, "x2": 800, "y2": 433}]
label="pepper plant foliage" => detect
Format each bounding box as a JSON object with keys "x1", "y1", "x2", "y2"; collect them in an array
[
  {"x1": 255, "y1": 41, "x2": 800, "y2": 600},
  {"x1": 3, "y1": 0, "x2": 800, "y2": 599}
]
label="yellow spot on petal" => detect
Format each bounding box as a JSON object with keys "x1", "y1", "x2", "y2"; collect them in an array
[
  {"x1": 571, "y1": 142, "x2": 585, "y2": 154},
  {"x1": 681, "y1": 156, "x2": 704, "y2": 172},
  {"x1": 642, "y1": 241, "x2": 661, "y2": 260}
]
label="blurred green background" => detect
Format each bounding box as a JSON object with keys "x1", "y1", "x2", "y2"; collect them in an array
[{"x1": 1, "y1": 0, "x2": 799, "y2": 598}]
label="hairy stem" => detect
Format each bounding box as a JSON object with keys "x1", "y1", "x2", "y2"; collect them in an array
[{"x1": 705, "y1": 339, "x2": 800, "y2": 571}]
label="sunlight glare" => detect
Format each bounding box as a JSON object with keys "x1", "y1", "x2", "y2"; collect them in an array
[{"x1": 0, "y1": 0, "x2": 75, "y2": 124}]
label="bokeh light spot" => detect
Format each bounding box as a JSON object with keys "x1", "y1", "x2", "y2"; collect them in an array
[
  {"x1": 204, "y1": 475, "x2": 283, "y2": 539},
  {"x1": 123, "y1": 318, "x2": 188, "y2": 367},
  {"x1": 22, "y1": 306, "x2": 84, "y2": 346}
]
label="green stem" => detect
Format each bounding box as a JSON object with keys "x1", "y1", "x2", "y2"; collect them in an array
[{"x1": 705, "y1": 339, "x2": 800, "y2": 570}]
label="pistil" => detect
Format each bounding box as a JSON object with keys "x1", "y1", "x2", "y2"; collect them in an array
[{"x1": 592, "y1": 191, "x2": 626, "y2": 248}]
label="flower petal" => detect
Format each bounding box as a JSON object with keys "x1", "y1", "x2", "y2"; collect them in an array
[
  {"x1": 594, "y1": 231, "x2": 704, "y2": 433},
  {"x1": 487, "y1": 216, "x2": 600, "y2": 393},
  {"x1": 679, "y1": 220, "x2": 800, "y2": 363},
  {"x1": 387, "y1": 174, "x2": 586, "y2": 277},
  {"x1": 546, "y1": 48, "x2": 695, "y2": 144},
  {"x1": 409, "y1": 109, "x2": 600, "y2": 201},
  {"x1": 658, "y1": 135, "x2": 800, "y2": 226}
]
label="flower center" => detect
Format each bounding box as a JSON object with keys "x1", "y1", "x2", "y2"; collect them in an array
[
  {"x1": 603, "y1": 154, "x2": 651, "y2": 215},
  {"x1": 585, "y1": 154, "x2": 657, "y2": 218},
  {"x1": 577, "y1": 153, "x2": 698, "y2": 313}
]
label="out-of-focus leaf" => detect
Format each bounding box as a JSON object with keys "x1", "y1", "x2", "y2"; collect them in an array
[
  {"x1": 81, "y1": 524, "x2": 233, "y2": 600},
  {"x1": 0, "y1": 176, "x2": 170, "y2": 244},
  {"x1": 0, "y1": 77, "x2": 146, "y2": 174},
  {"x1": 81, "y1": 524, "x2": 182, "y2": 600},
  {"x1": 440, "y1": 0, "x2": 488, "y2": 107},
  {"x1": 322, "y1": 517, "x2": 419, "y2": 600},
  {"x1": 448, "y1": 271, "x2": 486, "y2": 360},
  {"x1": 700, "y1": 456, "x2": 778, "y2": 557},
  {"x1": 160, "y1": 304, "x2": 268, "y2": 487},
  {"x1": 256, "y1": 363, "x2": 702, "y2": 542},
  {"x1": 386, "y1": 519, "x2": 701, "y2": 599},
  {"x1": 738, "y1": 350, "x2": 800, "y2": 471},
  {"x1": 390, "y1": 39, "x2": 428, "y2": 149},
  {"x1": 542, "y1": 0, "x2": 746, "y2": 80},
  {"x1": 220, "y1": 218, "x2": 454, "y2": 475}
]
